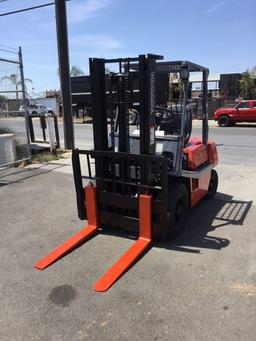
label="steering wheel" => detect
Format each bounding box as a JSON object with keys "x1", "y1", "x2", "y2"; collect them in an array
[
  {"x1": 155, "y1": 105, "x2": 192, "y2": 146},
  {"x1": 155, "y1": 106, "x2": 180, "y2": 134}
]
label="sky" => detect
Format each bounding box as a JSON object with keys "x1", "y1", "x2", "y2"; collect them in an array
[{"x1": 0, "y1": 0, "x2": 255, "y2": 94}]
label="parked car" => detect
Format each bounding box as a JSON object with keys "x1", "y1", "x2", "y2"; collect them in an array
[
  {"x1": 19, "y1": 104, "x2": 55, "y2": 116},
  {"x1": 214, "y1": 99, "x2": 256, "y2": 127}
]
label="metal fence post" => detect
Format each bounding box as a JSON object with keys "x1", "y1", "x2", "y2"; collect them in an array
[{"x1": 18, "y1": 46, "x2": 31, "y2": 160}]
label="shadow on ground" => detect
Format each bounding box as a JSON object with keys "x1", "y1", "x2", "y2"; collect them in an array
[
  {"x1": 97, "y1": 192, "x2": 252, "y2": 257},
  {"x1": 0, "y1": 163, "x2": 67, "y2": 187},
  {"x1": 157, "y1": 193, "x2": 253, "y2": 254}
]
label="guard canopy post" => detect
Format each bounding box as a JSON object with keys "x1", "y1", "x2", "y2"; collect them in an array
[{"x1": 202, "y1": 69, "x2": 209, "y2": 145}]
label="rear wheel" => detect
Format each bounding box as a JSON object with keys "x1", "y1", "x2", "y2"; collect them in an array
[
  {"x1": 218, "y1": 115, "x2": 231, "y2": 127},
  {"x1": 167, "y1": 183, "x2": 189, "y2": 238},
  {"x1": 205, "y1": 169, "x2": 218, "y2": 199}
]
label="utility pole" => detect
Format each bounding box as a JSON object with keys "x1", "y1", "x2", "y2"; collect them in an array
[{"x1": 55, "y1": 0, "x2": 74, "y2": 149}]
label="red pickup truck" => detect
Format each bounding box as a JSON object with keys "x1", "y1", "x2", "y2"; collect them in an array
[{"x1": 214, "y1": 99, "x2": 256, "y2": 127}]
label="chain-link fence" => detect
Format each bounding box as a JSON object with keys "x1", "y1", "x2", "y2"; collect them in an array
[
  {"x1": 189, "y1": 97, "x2": 238, "y2": 119},
  {"x1": 0, "y1": 46, "x2": 31, "y2": 167}
]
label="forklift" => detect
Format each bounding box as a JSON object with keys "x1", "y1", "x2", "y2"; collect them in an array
[{"x1": 35, "y1": 54, "x2": 218, "y2": 292}]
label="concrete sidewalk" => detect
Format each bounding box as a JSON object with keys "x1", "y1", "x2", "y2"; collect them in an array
[{"x1": 0, "y1": 161, "x2": 255, "y2": 340}]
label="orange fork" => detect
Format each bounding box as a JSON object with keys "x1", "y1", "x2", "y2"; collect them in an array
[
  {"x1": 93, "y1": 194, "x2": 152, "y2": 292},
  {"x1": 35, "y1": 182, "x2": 98, "y2": 270},
  {"x1": 35, "y1": 185, "x2": 152, "y2": 293}
]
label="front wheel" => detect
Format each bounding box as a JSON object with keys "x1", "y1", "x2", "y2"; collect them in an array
[
  {"x1": 167, "y1": 183, "x2": 189, "y2": 238},
  {"x1": 218, "y1": 115, "x2": 231, "y2": 127}
]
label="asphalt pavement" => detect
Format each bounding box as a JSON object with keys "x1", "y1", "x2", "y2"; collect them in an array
[{"x1": 0, "y1": 119, "x2": 256, "y2": 340}]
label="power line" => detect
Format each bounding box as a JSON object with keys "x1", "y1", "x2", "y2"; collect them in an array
[
  {"x1": 0, "y1": 47, "x2": 17, "y2": 54},
  {"x1": 0, "y1": 2, "x2": 55, "y2": 17},
  {"x1": 0, "y1": 44, "x2": 18, "y2": 52}
]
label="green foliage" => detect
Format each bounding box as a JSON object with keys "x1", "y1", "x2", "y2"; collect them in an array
[
  {"x1": 1, "y1": 73, "x2": 32, "y2": 87},
  {"x1": 240, "y1": 67, "x2": 256, "y2": 99},
  {"x1": 70, "y1": 65, "x2": 85, "y2": 77},
  {"x1": 0, "y1": 74, "x2": 32, "y2": 99},
  {"x1": 0, "y1": 126, "x2": 14, "y2": 135},
  {"x1": 32, "y1": 151, "x2": 66, "y2": 163},
  {"x1": 57, "y1": 65, "x2": 85, "y2": 77},
  {"x1": 169, "y1": 73, "x2": 183, "y2": 101}
]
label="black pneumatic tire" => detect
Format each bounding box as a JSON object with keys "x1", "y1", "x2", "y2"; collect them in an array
[
  {"x1": 205, "y1": 169, "x2": 218, "y2": 199},
  {"x1": 167, "y1": 183, "x2": 189, "y2": 238},
  {"x1": 218, "y1": 115, "x2": 231, "y2": 127}
]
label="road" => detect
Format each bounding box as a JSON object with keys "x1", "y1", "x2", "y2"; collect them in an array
[{"x1": 3, "y1": 117, "x2": 256, "y2": 165}]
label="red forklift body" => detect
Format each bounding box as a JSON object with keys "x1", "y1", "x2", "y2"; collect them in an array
[{"x1": 183, "y1": 137, "x2": 218, "y2": 207}]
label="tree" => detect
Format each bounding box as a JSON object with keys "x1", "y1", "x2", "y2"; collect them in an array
[
  {"x1": 57, "y1": 65, "x2": 85, "y2": 77},
  {"x1": 0, "y1": 73, "x2": 32, "y2": 99},
  {"x1": 169, "y1": 73, "x2": 183, "y2": 101},
  {"x1": 0, "y1": 94, "x2": 6, "y2": 102},
  {"x1": 70, "y1": 65, "x2": 84, "y2": 77},
  {"x1": 240, "y1": 67, "x2": 256, "y2": 99}
]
